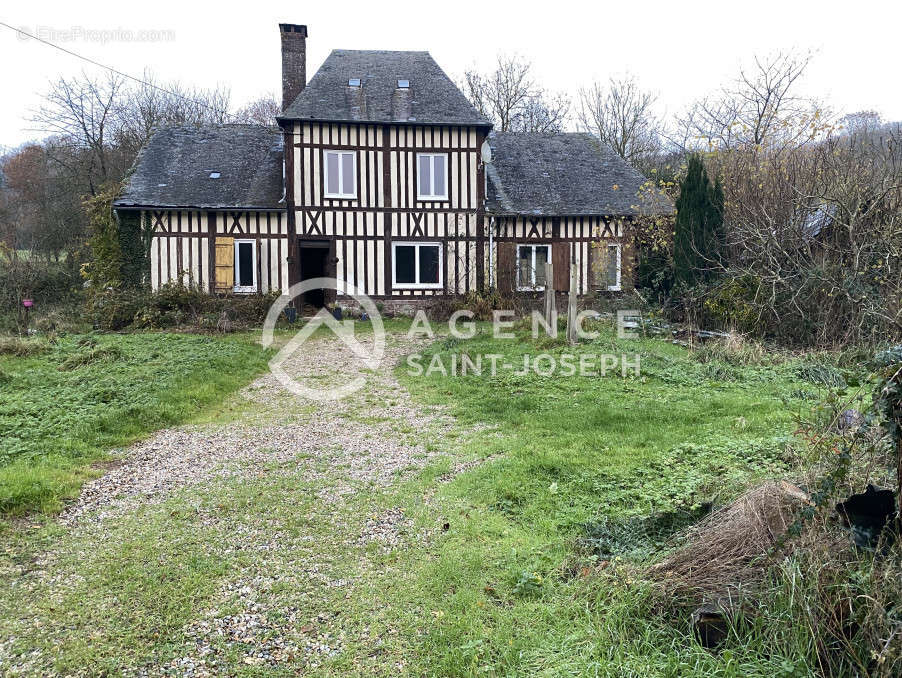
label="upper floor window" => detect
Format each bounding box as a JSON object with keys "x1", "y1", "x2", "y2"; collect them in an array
[
  {"x1": 324, "y1": 150, "x2": 356, "y2": 198},
  {"x1": 417, "y1": 153, "x2": 448, "y2": 200}
]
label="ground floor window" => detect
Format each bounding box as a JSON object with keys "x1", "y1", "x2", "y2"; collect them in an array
[
  {"x1": 604, "y1": 243, "x2": 621, "y2": 291},
  {"x1": 517, "y1": 244, "x2": 550, "y2": 290},
  {"x1": 234, "y1": 239, "x2": 257, "y2": 293},
  {"x1": 392, "y1": 242, "x2": 442, "y2": 289}
]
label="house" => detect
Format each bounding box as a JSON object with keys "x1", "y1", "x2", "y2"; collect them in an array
[{"x1": 114, "y1": 23, "x2": 671, "y2": 311}]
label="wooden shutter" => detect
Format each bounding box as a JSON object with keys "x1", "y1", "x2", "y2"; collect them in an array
[
  {"x1": 496, "y1": 242, "x2": 516, "y2": 294},
  {"x1": 214, "y1": 237, "x2": 234, "y2": 292},
  {"x1": 552, "y1": 242, "x2": 570, "y2": 291}
]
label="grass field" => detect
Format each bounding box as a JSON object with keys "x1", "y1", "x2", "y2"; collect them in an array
[
  {"x1": 0, "y1": 320, "x2": 853, "y2": 675},
  {"x1": 381, "y1": 322, "x2": 819, "y2": 676},
  {"x1": 0, "y1": 332, "x2": 272, "y2": 516}
]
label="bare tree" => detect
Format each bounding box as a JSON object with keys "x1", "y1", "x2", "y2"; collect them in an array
[
  {"x1": 116, "y1": 73, "x2": 232, "y2": 159},
  {"x1": 234, "y1": 95, "x2": 281, "y2": 126},
  {"x1": 676, "y1": 51, "x2": 826, "y2": 151},
  {"x1": 31, "y1": 72, "x2": 126, "y2": 193},
  {"x1": 838, "y1": 110, "x2": 886, "y2": 140},
  {"x1": 577, "y1": 75, "x2": 661, "y2": 165},
  {"x1": 702, "y1": 123, "x2": 902, "y2": 345},
  {"x1": 462, "y1": 55, "x2": 570, "y2": 133}
]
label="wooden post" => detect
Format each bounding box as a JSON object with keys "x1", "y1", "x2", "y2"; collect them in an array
[
  {"x1": 544, "y1": 261, "x2": 555, "y2": 331},
  {"x1": 567, "y1": 251, "x2": 578, "y2": 345}
]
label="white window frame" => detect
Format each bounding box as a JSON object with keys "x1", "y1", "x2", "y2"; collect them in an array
[
  {"x1": 516, "y1": 243, "x2": 551, "y2": 291},
  {"x1": 606, "y1": 243, "x2": 622, "y2": 291},
  {"x1": 416, "y1": 153, "x2": 449, "y2": 200},
  {"x1": 323, "y1": 150, "x2": 357, "y2": 199},
  {"x1": 233, "y1": 239, "x2": 257, "y2": 293},
  {"x1": 392, "y1": 241, "x2": 443, "y2": 290}
]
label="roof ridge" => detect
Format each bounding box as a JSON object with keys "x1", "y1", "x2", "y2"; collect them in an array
[
  {"x1": 280, "y1": 49, "x2": 490, "y2": 126},
  {"x1": 331, "y1": 48, "x2": 431, "y2": 54}
]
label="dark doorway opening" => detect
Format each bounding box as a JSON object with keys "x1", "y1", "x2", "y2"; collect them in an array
[{"x1": 298, "y1": 241, "x2": 330, "y2": 311}]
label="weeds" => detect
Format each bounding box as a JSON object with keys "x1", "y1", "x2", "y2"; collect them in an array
[
  {"x1": 0, "y1": 336, "x2": 49, "y2": 357},
  {"x1": 58, "y1": 345, "x2": 123, "y2": 371},
  {"x1": 0, "y1": 332, "x2": 271, "y2": 514}
]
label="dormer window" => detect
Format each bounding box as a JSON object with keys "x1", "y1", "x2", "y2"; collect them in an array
[
  {"x1": 348, "y1": 78, "x2": 361, "y2": 87},
  {"x1": 323, "y1": 150, "x2": 357, "y2": 199},
  {"x1": 209, "y1": 172, "x2": 220, "y2": 179},
  {"x1": 397, "y1": 79, "x2": 409, "y2": 89},
  {"x1": 416, "y1": 153, "x2": 448, "y2": 200}
]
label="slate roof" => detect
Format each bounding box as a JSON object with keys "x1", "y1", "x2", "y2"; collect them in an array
[
  {"x1": 114, "y1": 125, "x2": 284, "y2": 210},
  {"x1": 485, "y1": 132, "x2": 673, "y2": 217},
  {"x1": 279, "y1": 50, "x2": 491, "y2": 126}
]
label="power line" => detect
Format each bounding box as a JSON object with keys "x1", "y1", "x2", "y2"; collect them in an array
[{"x1": 0, "y1": 21, "x2": 233, "y2": 118}]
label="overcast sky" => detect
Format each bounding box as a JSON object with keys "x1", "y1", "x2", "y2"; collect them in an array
[{"x1": 2, "y1": 0, "x2": 900, "y2": 148}]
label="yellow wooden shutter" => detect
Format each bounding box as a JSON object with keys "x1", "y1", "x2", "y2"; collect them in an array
[{"x1": 214, "y1": 237, "x2": 234, "y2": 292}]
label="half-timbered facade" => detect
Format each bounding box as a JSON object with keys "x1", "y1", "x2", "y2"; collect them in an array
[
  {"x1": 485, "y1": 132, "x2": 659, "y2": 298},
  {"x1": 114, "y1": 125, "x2": 289, "y2": 295},
  {"x1": 114, "y1": 23, "x2": 671, "y2": 309},
  {"x1": 278, "y1": 46, "x2": 491, "y2": 304}
]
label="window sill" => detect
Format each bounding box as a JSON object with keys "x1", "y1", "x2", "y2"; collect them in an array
[
  {"x1": 517, "y1": 286, "x2": 546, "y2": 292},
  {"x1": 233, "y1": 287, "x2": 258, "y2": 294},
  {"x1": 393, "y1": 283, "x2": 444, "y2": 290},
  {"x1": 323, "y1": 193, "x2": 357, "y2": 200},
  {"x1": 606, "y1": 286, "x2": 622, "y2": 292}
]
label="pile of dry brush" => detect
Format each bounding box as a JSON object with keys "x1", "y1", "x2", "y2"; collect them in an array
[{"x1": 646, "y1": 393, "x2": 902, "y2": 676}]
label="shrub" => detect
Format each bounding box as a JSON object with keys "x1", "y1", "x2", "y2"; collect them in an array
[
  {"x1": 699, "y1": 276, "x2": 760, "y2": 333},
  {"x1": 0, "y1": 255, "x2": 83, "y2": 320},
  {"x1": 88, "y1": 281, "x2": 282, "y2": 331},
  {"x1": 428, "y1": 290, "x2": 514, "y2": 320}
]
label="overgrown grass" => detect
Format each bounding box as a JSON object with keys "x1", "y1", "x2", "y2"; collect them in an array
[
  {"x1": 382, "y1": 321, "x2": 829, "y2": 675},
  {"x1": 0, "y1": 320, "x2": 863, "y2": 675},
  {"x1": 0, "y1": 332, "x2": 271, "y2": 516}
]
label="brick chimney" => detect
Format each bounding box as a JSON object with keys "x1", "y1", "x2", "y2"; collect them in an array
[{"x1": 279, "y1": 23, "x2": 307, "y2": 111}]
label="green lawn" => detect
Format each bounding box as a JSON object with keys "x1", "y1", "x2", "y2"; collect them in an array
[
  {"x1": 377, "y1": 322, "x2": 818, "y2": 676},
  {"x1": 0, "y1": 332, "x2": 272, "y2": 516},
  {"x1": 0, "y1": 320, "x2": 843, "y2": 675}
]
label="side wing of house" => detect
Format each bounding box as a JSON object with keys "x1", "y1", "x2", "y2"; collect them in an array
[
  {"x1": 115, "y1": 125, "x2": 289, "y2": 295},
  {"x1": 486, "y1": 132, "x2": 669, "y2": 298}
]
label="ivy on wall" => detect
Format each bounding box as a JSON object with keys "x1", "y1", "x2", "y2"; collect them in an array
[
  {"x1": 118, "y1": 210, "x2": 152, "y2": 287},
  {"x1": 81, "y1": 184, "x2": 124, "y2": 290}
]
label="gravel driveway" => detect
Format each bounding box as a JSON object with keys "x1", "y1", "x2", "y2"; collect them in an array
[
  {"x1": 2, "y1": 328, "x2": 485, "y2": 677},
  {"x1": 61, "y1": 330, "x2": 454, "y2": 526}
]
